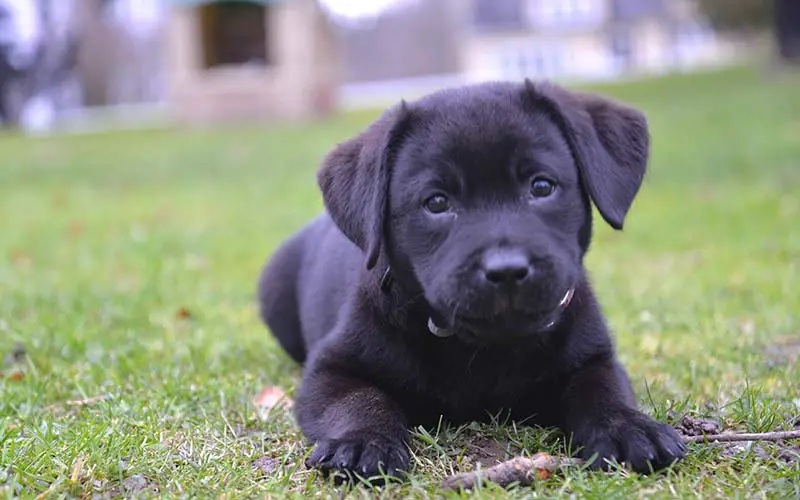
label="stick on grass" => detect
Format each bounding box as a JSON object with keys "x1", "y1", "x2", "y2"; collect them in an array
[
  {"x1": 683, "y1": 430, "x2": 800, "y2": 443},
  {"x1": 441, "y1": 429, "x2": 800, "y2": 490},
  {"x1": 441, "y1": 453, "x2": 582, "y2": 491}
]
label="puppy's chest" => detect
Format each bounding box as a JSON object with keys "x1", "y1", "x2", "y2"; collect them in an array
[{"x1": 402, "y1": 344, "x2": 564, "y2": 423}]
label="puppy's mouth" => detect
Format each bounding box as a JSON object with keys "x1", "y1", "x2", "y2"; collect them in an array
[{"x1": 427, "y1": 287, "x2": 576, "y2": 340}]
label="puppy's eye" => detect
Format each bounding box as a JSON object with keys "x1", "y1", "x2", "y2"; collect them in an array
[
  {"x1": 530, "y1": 177, "x2": 556, "y2": 198},
  {"x1": 424, "y1": 194, "x2": 451, "y2": 214}
]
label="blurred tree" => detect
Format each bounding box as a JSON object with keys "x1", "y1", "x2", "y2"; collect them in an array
[
  {"x1": 74, "y1": 0, "x2": 115, "y2": 106},
  {"x1": 695, "y1": 0, "x2": 772, "y2": 32},
  {"x1": 773, "y1": 0, "x2": 800, "y2": 62},
  {"x1": 696, "y1": 0, "x2": 799, "y2": 63}
]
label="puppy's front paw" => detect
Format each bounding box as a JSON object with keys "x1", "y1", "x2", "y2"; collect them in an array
[
  {"x1": 572, "y1": 410, "x2": 685, "y2": 473},
  {"x1": 305, "y1": 432, "x2": 410, "y2": 483}
]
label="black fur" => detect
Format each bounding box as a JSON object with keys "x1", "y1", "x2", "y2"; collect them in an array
[{"x1": 257, "y1": 80, "x2": 685, "y2": 481}]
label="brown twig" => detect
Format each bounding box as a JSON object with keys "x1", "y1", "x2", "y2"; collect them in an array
[
  {"x1": 440, "y1": 429, "x2": 800, "y2": 490},
  {"x1": 683, "y1": 430, "x2": 800, "y2": 444},
  {"x1": 441, "y1": 453, "x2": 583, "y2": 491}
]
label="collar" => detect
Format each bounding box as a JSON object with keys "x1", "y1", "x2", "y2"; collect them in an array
[
  {"x1": 558, "y1": 286, "x2": 576, "y2": 309},
  {"x1": 380, "y1": 267, "x2": 576, "y2": 338},
  {"x1": 543, "y1": 286, "x2": 576, "y2": 329},
  {"x1": 429, "y1": 285, "x2": 577, "y2": 338}
]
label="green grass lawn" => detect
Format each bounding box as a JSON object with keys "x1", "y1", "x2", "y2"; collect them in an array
[{"x1": 1, "y1": 65, "x2": 799, "y2": 499}]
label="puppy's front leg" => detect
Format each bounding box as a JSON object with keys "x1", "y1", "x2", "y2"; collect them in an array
[
  {"x1": 563, "y1": 353, "x2": 685, "y2": 473},
  {"x1": 295, "y1": 354, "x2": 410, "y2": 480}
]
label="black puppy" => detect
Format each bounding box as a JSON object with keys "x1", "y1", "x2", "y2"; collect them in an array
[{"x1": 257, "y1": 79, "x2": 685, "y2": 480}]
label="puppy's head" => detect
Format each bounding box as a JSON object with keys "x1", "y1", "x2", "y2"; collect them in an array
[{"x1": 318, "y1": 80, "x2": 648, "y2": 342}]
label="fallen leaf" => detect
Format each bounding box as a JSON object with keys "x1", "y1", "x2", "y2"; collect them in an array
[
  {"x1": 254, "y1": 386, "x2": 293, "y2": 420},
  {"x1": 51, "y1": 191, "x2": 69, "y2": 208},
  {"x1": 3, "y1": 344, "x2": 28, "y2": 383},
  {"x1": 10, "y1": 250, "x2": 32, "y2": 266},
  {"x1": 175, "y1": 307, "x2": 192, "y2": 320},
  {"x1": 68, "y1": 220, "x2": 84, "y2": 238}
]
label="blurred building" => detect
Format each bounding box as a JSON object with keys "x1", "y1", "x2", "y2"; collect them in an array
[
  {"x1": 464, "y1": 0, "x2": 738, "y2": 83},
  {"x1": 1, "y1": 0, "x2": 341, "y2": 132},
  {"x1": 339, "y1": 0, "x2": 463, "y2": 83},
  {"x1": 167, "y1": 0, "x2": 340, "y2": 125},
  {"x1": 337, "y1": 0, "x2": 746, "y2": 108},
  {"x1": 0, "y1": 0, "x2": 751, "y2": 132},
  {"x1": 0, "y1": 0, "x2": 80, "y2": 129}
]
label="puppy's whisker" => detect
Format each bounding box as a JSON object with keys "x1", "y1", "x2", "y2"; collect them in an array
[{"x1": 449, "y1": 300, "x2": 461, "y2": 329}]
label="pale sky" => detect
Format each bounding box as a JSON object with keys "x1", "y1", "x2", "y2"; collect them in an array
[
  {"x1": 0, "y1": 0, "x2": 420, "y2": 49},
  {"x1": 0, "y1": 0, "x2": 41, "y2": 68},
  {"x1": 317, "y1": 0, "x2": 420, "y2": 24}
]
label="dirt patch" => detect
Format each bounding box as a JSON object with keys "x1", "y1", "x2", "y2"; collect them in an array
[
  {"x1": 122, "y1": 475, "x2": 159, "y2": 496},
  {"x1": 778, "y1": 445, "x2": 800, "y2": 465},
  {"x1": 253, "y1": 456, "x2": 281, "y2": 475},
  {"x1": 716, "y1": 442, "x2": 799, "y2": 466},
  {"x1": 675, "y1": 415, "x2": 722, "y2": 437},
  {"x1": 718, "y1": 443, "x2": 772, "y2": 460},
  {"x1": 462, "y1": 437, "x2": 510, "y2": 469}
]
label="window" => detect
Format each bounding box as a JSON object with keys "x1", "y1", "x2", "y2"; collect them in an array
[
  {"x1": 498, "y1": 45, "x2": 566, "y2": 80},
  {"x1": 671, "y1": 22, "x2": 714, "y2": 62},
  {"x1": 199, "y1": 1, "x2": 271, "y2": 68},
  {"x1": 610, "y1": 28, "x2": 633, "y2": 70},
  {"x1": 675, "y1": 23, "x2": 712, "y2": 47},
  {"x1": 525, "y1": 0, "x2": 603, "y2": 28}
]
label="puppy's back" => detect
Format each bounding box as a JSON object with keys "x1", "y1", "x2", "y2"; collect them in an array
[
  {"x1": 258, "y1": 224, "x2": 310, "y2": 363},
  {"x1": 258, "y1": 214, "x2": 364, "y2": 363}
]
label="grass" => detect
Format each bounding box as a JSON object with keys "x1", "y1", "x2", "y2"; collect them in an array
[{"x1": 1, "y1": 65, "x2": 799, "y2": 499}]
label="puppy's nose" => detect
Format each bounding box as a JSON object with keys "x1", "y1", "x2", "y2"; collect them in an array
[{"x1": 481, "y1": 248, "x2": 532, "y2": 285}]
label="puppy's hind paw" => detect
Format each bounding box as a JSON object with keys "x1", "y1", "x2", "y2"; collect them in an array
[
  {"x1": 305, "y1": 432, "x2": 410, "y2": 485},
  {"x1": 573, "y1": 410, "x2": 686, "y2": 474}
]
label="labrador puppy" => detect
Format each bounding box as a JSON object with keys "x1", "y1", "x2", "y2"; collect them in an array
[{"x1": 257, "y1": 79, "x2": 685, "y2": 480}]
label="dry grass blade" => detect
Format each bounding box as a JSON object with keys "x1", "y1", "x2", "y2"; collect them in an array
[
  {"x1": 440, "y1": 429, "x2": 800, "y2": 490},
  {"x1": 44, "y1": 395, "x2": 113, "y2": 411}
]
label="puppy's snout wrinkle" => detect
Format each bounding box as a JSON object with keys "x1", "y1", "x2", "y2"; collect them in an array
[{"x1": 480, "y1": 248, "x2": 532, "y2": 286}]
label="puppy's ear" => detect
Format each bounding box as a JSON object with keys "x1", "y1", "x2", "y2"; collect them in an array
[
  {"x1": 523, "y1": 80, "x2": 649, "y2": 230},
  {"x1": 317, "y1": 101, "x2": 413, "y2": 269}
]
